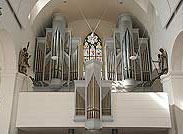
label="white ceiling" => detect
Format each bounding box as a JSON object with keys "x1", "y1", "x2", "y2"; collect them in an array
[{"x1": 31, "y1": 0, "x2": 153, "y2": 36}]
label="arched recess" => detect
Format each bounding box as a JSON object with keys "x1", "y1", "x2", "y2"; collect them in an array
[
  {"x1": 171, "y1": 31, "x2": 183, "y2": 72},
  {"x1": 0, "y1": 30, "x2": 17, "y2": 74}
]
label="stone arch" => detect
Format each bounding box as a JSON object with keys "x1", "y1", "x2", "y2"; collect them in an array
[
  {"x1": 0, "y1": 30, "x2": 17, "y2": 74},
  {"x1": 171, "y1": 31, "x2": 183, "y2": 72}
]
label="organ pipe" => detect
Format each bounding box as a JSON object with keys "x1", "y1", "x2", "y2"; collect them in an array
[
  {"x1": 118, "y1": 14, "x2": 134, "y2": 80},
  {"x1": 51, "y1": 29, "x2": 61, "y2": 79},
  {"x1": 34, "y1": 13, "x2": 80, "y2": 87},
  {"x1": 85, "y1": 61, "x2": 102, "y2": 130},
  {"x1": 87, "y1": 75, "x2": 100, "y2": 119},
  {"x1": 51, "y1": 13, "x2": 66, "y2": 82}
]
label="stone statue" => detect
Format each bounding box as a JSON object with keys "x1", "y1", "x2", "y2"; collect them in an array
[
  {"x1": 142, "y1": 48, "x2": 168, "y2": 88},
  {"x1": 159, "y1": 48, "x2": 168, "y2": 75},
  {"x1": 0, "y1": 7, "x2": 2, "y2": 16},
  {"x1": 18, "y1": 42, "x2": 31, "y2": 75},
  {"x1": 153, "y1": 48, "x2": 168, "y2": 75}
]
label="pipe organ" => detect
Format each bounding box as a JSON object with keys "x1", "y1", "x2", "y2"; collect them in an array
[
  {"x1": 85, "y1": 60, "x2": 102, "y2": 130},
  {"x1": 119, "y1": 15, "x2": 134, "y2": 80},
  {"x1": 34, "y1": 13, "x2": 79, "y2": 89},
  {"x1": 106, "y1": 14, "x2": 152, "y2": 87},
  {"x1": 34, "y1": 13, "x2": 151, "y2": 91},
  {"x1": 87, "y1": 75, "x2": 100, "y2": 120},
  {"x1": 34, "y1": 37, "x2": 45, "y2": 82},
  {"x1": 33, "y1": 13, "x2": 153, "y2": 132},
  {"x1": 74, "y1": 60, "x2": 112, "y2": 130}
]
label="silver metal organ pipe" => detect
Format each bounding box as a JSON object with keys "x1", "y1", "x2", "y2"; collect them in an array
[
  {"x1": 87, "y1": 75, "x2": 100, "y2": 119},
  {"x1": 51, "y1": 29, "x2": 60, "y2": 78},
  {"x1": 118, "y1": 14, "x2": 134, "y2": 80},
  {"x1": 51, "y1": 13, "x2": 66, "y2": 80},
  {"x1": 85, "y1": 61, "x2": 102, "y2": 130},
  {"x1": 60, "y1": 32, "x2": 63, "y2": 80}
]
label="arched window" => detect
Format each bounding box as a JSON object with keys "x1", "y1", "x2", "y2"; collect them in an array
[{"x1": 83, "y1": 32, "x2": 102, "y2": 63}]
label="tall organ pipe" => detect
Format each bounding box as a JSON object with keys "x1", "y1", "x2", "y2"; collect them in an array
[
  {"x1": 122, "y1": 29, "x2": 133, "y2": 79},
  {"x1": 51, "y1": 29, "x2": 61, "y2": 78},
  {"x1": 51, "y1": 13, "x2": 66, "y2": 80},
  {"x1": 118, "y1": 14, "x2": 134, "y2": 80}
]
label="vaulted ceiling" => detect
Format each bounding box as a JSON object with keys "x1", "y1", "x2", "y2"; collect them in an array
[
  {"x1": 30, "y1": 0, "x2": 154, "y2": 35},
  {"x1": 31, "y1": 0, "x2": 149, "y2": 23},
  {"x1": 7, "y1": 0, "x2": 180, "y2": 35}
]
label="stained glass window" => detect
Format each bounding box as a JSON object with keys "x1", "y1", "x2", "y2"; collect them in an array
[{"x1": 83, "y1": 32, "x2": 102, "y2": 63}]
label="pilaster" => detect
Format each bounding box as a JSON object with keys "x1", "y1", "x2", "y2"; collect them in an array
[{"x1": 161, "y1": 71, "x2": 183, "y2": 134}]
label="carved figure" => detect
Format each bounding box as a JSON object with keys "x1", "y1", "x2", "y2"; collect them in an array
[
  {"x1": 159, "y1": 48, "x2": 168, "y2": 75},
  {"x1": 153, "y1": 48, "x2": 168, "y2": 75},
  {"x1": 0, "y1": 7, "x2": 2, "y2": 16},
  {"x1": 144, "y1": 48, "x2": 169, "y2": 88},
  {"x1": 18, "y1": 42, "x2": 31, "y2": 75}
]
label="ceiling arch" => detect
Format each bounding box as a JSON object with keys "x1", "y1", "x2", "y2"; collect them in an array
[
  {"x1": 29, "y1": 0, "x2": 156, "y2": 36},
  {"x1": 171, "y1": 31, "x2": 183, "y2": 72}
]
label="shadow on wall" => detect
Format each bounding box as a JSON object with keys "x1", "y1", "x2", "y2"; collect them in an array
[
  {"x1": 151, "y1": 69, "x2": 163, "y2": 92},
  {"x1": 171, "y1": 31, "x2": 183, "y2": 72}
]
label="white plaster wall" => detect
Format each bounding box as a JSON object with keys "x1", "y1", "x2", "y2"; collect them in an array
[
  {"x1": 16, "y1": 92, "x2": 84, "y2": 128},
  {"x1": 174, "y1": 105, "x2": 183, "y2": 134},
  {"x1": 0, "y1": 0, "x2": 36, "y2": 70},
  {"x1": 0, "y1": 41, "x2": 3, "y2": 88},
  {"x1": 0, "y1": 72, "x2": 17, "y2": 134},
  {"x1": 150, "y1": 0, "x2": 171, "y2": 27},
  {"x1": 161, "y1": 72, "x2": 183, "y2": 134},
  {"x1": 168, "y1": 0, "x2": 181, "y2": 12},
  {"x1": 8, "y1": 0, "x2": 37, "y2": 28},
  {"x1": 149, "y1": 2, "x2": 183, "y2": 72},
  {"x1": 149, "y1": 4, "x2": 183, "y2": 134},
  {"x1": 16, "y1": 92, "x2": 171, "y2": 128},
  {"x1": 149, "y1": 2, "x2": 183, "y2": 134},
  {"x1": 105, "y1": 92, "x2": 171, "y2": 128},
  {"x1": 0, "y1": 29, "x2": 18, "y2": 134},
  {"x1": 0, "y1": 1, "x2": 36, "y2": 134},
  {"x1": 68, "y1": 19, "x2": 115, "y2": 41},
  {"x1": 150, "y1": 0, "x2": 181, "y2": 28}
]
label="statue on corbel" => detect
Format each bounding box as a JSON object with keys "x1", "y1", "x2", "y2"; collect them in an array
[
  {"x1": 18, "y1": 42, "x2": 31, "y2": 75},
  {"x1": 141, "y1": 48, "x2": 168, "y2": 88},
  {"x1": 153, "y1": 48, "x2": 168, "y2": 75},
  {"x1": 0, "y1": 7, "x2": 2, "y2": 16},
  {"x1": 158, "y1": 48, "x2": 168, "y2": 75}
]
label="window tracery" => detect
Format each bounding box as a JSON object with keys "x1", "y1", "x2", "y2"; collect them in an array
[{"x1": 83, "y1": 32, "x2": 102, "y2": 63}]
